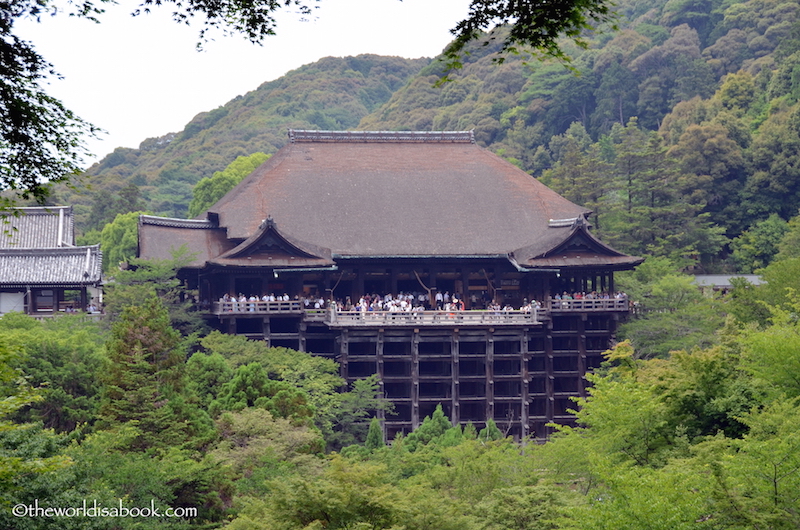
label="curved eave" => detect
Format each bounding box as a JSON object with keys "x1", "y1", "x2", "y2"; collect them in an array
[
  {"x1": 0, "y1": 280, "x2": 102, "y2": 288},
  {"x1": 139, "y1": 214, "x2": 217, "y2": 229},
  {"x1": 544, "y1": 222, "x2": 629, "y2": 258},
  {"x1": 512, "y1": 220, "x2": 642, "y2": 270},
  {"x1": 206, "y1": 257, "x2": 335, "y2": 268},
  {"x1": 522, "y1": 255, "x2": 645, "y2": 269},
  {"x1": 333, "y1": 254, "x2": 510, "y2": 260},
  {"x1": 216, "y1": 218, "x2": 333, "y2": 262}
]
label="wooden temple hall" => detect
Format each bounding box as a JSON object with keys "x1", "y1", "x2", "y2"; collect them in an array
[{"x1": 138, "y1": 130, "x2": 643, "y2": 440}]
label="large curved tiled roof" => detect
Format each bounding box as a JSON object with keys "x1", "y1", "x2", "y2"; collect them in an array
[
  {"x1": 205, "y1": 130, "x2": 590, "y2": 258},
  {"x1": 140, "y1": 130, "x2": 642, "y2": 270}
]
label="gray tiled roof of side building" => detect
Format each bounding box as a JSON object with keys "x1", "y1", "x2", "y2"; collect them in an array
[
  {"x1": 0, "y1": 206, "x2": 74, "y2": 249},
  {"x1": 0, "y1": 246, "x2": 102, "y2": 286}
]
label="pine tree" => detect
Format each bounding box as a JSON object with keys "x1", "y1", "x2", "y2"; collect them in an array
[
  {"x1": 365, "y1": 417, "x2": 385, "y2": 452},
  {"x1": 98, "y1": 296, "x2": 212, "y2": 450}
]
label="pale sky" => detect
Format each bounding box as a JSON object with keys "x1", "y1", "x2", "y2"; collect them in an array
[{"x1": 17, "y1": 0, "x2": 472, "y2": 166}]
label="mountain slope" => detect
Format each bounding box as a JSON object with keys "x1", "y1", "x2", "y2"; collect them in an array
[{"x1": 65, "y1": 54, "x2": 429, "y2": 225}]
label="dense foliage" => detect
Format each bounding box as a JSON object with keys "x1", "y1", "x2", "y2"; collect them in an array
[
  {"x1": 0, "y1": 1, "x2": 99, "y2": 205},
  {"x1": 6, "y1": 1, "x2": 800, "y2": 528},
  {"x1": 2, "y1": 271, "x2": 799, "y2": 528}
]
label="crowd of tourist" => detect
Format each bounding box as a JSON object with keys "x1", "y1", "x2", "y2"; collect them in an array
[
  {"x1": 553, "y1": 291, "x2": 627, "y2": 300},
  {"x1": 217, "y1": 289, "x2": 627, "y2": 313},
  {"x1": 217, "y1": 290, "x2": 551, "y2": 313},
  {"x1": 219, "y1": 292, "x2": 328, "y2": 312}
]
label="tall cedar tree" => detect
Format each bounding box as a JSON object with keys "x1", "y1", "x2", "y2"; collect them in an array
[{"x1": 98, "y1": 296, "x2": 211, "y2": 451}]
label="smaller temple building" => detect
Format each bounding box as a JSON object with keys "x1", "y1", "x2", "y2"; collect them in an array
[
  {"x1": 0, "y1": 206, "x2": 103, "y2": 315},
  {"x1": 139, "y1": 130, "x2": 643, "y2": 439}
]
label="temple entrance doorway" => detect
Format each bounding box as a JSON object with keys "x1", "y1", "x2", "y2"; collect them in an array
[
  {"x1": 365, "y1": 278, "x2": 387, "y2": 295},
  {"x1": 235, "y1": 278, "x2": 261, "y2": 297}
]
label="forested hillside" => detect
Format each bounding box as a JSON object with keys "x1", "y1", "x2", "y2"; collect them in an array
[
  {"x1": 357, "y1": 0, "x2": 800, "y2": 271},
  {"x1": 64, "y1": 0, "x2": 800, "y2": 273},
  {"x1": 60, "y1": 55, "x2": 428, "y2": 229}
]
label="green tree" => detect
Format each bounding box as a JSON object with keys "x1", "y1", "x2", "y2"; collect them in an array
[
  {"x1": 739, "y1": 299, "x2": 800, "y2": 399},
  {"x1": 570, "y1": 374, "x2": 674, "y2": 466},
  {"x1": 603, "y1": 121, "x2": 722, "y2": 264},
  {"x1": 476, "y1": 485, "x2": 569, "y2": 530},
  {"x1": 618, "y1": 273, "x2": 725, "y2": 358},
  {"x1": 741, "y1": 108, "x2": 800, "y2": 222},
  {"x1": 236, "y1": 455, "x2": 399, "y2": 530},
  {"x1": 209, "y1": 408, "x2": 324, "y2": 496},
  {"x1": 209, "y1": 362, "x2": 315, "y2": 423},
  {"x1": 103, "y1": 249, "x2": 207, "y2": 336},
  {"x1": 638, "y1": 343, "x2": 755, "y2": 440},
  {"x1": 0, "y1": 2, "x2": 98, "y2": 206},
  {"x1": 566, "y1": 459, "x2": 715, "y2": 530},
  {"x1": 697, "y1": 399, "x2": 800, "y2": 529},
  {"x1": 443, "y1": 0, "x2": 616, "y2": 71},
  {"x1": 729, "y1": 257, "x2": 800, "y2": 326},
  {"x1": 590, "y1": 62, "x2": 639, "y2": 133},
  {"x1": 365, "y1": 417, "x2": 385, "y2": 452},
  {"x1": 668, "y1": 122, "x2": 747, "y2": 235},
  {"x1": 197, "y1": 332, "x2": 345, "y2": 441},
  {"x1": 731, "y1": 213, "x2": 789, "y2": 272},
  {"x1": 403, "y1": 404, "x2": 455, "y2": 452},
  {"x1": 99, "y1": 210, "x2": 148, "y2": 272},
  {"x1": 85, "y1": 184, "x2": 146, "y2": 233},
  {"x1": 1, "y1": 314, "x2": 105, "y2": 432},
  {"x1": 45, "y1": 427, "x2": 233, "y2": 528},
  {"x1": 775, "y1": 210, "x2": 800, "y2": 261},
  {"x1": 0, "y1": 339, "x2": 72, "y2": 502},
  {"x1": 185, "y1": 350, "x2": 234, "y2": 409},
  {"x1": 98, "y1": 296, "x2": 213, "y2": 451},
  {"x1": 188, "y1": 152, "x2": 270, "y2": 217},
  {"x1": 328, "y1": 374, "x2": 394, "y2": 451}
]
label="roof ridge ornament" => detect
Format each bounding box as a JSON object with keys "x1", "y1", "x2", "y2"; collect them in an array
[
  {"x1": 288, "y1": 129, "x2": 475, "y2": 144},
  {"x1": 259, "y1": 215, "x2": 275, "y2": 230},
  {"x1": 548, "y1": 217, "x2": 580, "y2": 228}
]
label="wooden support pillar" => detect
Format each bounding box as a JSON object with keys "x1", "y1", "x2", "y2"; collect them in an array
[
  {"x1": 544, "y1": 322, "x2": 555, "y2": 431},
  {"x1": 486, "y1": 328, "x2": 495, "y2": 426},
  {"x1": 262, "y1": 316, "x2": 271, "y2": 346},
  {"x1": 451, "y1": 329, "x2": 460, "y2": 426},
  {"x1": 298, "y1": 321, "x2": 307, "y2": 352},
  {"x1": 459, "y1": 269, "x2": 469, "y2": 307},
  {"x1": 355, "y1": 268, "x2": 364, "y2": 300},
  {"x1": 521, "y1": 328, "x2": 530, "y2": 439},
  {"x1": 339, "y1": 329, "x2": 349, "y2": 385},
  {"x1": 578, "y1": 314, "x2": 588, "y2": 399},
  {"x1": 376, "y1": 330, "x2": 385, "y2": 424},
  {"x1": 411, "y1": 329, "x2": 420, "y2": 429}
]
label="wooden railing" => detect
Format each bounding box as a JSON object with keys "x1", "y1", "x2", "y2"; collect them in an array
[
  {"x1": 212, "y1": 300, "x2": 304, "y2": 314},
  {"x1": 548, "y1": 297, "x2": 629, "y2": 312},
  {"x1": 211, "y1": 298, "x2": 631, "y2": 319},
  {"x1": 326, "y1": 309, "x2": 541, "y2": 327}
]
